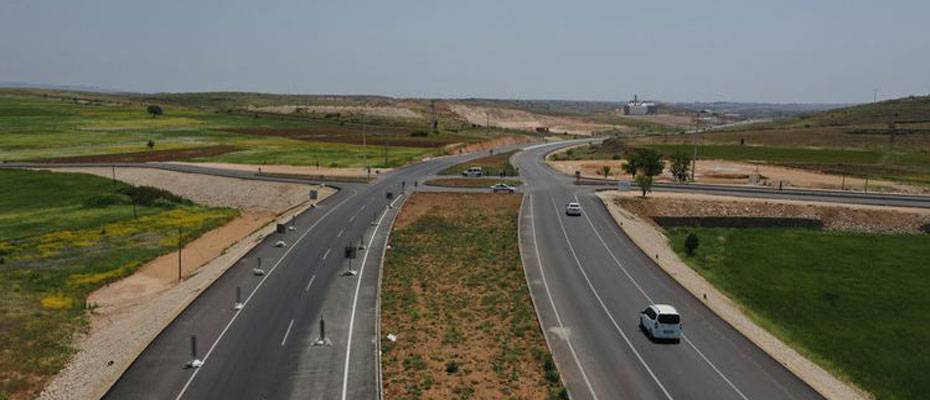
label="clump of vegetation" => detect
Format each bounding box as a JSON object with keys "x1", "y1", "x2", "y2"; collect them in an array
[
  {"x1": 622, "y1": 148, "x2": 664, "y2": 196},
  {"x1": 146, "y1": 104, "x2": 163, "y2": 118},
  {"x1": 684, "y1": 232, "x2": 699, "y2": 256},
  {"x1": 669, "y1": 151, "x2": 692, "y2": 182}
]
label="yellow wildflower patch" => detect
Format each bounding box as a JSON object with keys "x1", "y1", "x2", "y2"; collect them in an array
[
  {"x1": 68, "y1": 263, "x2": 133, "y2": 287},
  {"x1": 40, "y1": 295, "x2": 74, "y2": 310}
]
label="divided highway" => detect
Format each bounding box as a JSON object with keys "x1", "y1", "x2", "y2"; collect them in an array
[{"x1": 94, "y1": 139, "x2": 930, "y2": 400}]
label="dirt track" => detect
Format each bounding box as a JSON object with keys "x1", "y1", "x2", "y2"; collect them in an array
[{"x1": 547, "y1": 158, "x2": 927, "y2": 194}]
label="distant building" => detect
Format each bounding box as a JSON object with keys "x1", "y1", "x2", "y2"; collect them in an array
[{"x1": 622, "y1": 95, "x2": 658, "y2": 115}]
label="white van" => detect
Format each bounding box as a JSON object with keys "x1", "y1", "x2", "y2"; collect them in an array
[
  {"x1": 640, "y1": 304, "x2": 681, "y2": 342},
  {"x1": 462, "y1": 167, "x2": 483, "y2": 177}
]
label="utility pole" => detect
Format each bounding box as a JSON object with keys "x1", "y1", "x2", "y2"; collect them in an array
[
  {"x1": 383, "y1": 135, "x2": 390, "y2": 167},
  {"x1": 873, "y1": 88, "x2": 878, "y2": 103},
  {"x1": 691, "y1": 113, "x2": 699, "y2": 182},
  {"x1": 177, "y1": 227, "x2": 182, "y2": 282},
  {"x1": 362, "y1": 113, "x2": 368, "y2": 171},
  {"x1": 486, "y1": 112, "x2": 490, "y2": 136}
]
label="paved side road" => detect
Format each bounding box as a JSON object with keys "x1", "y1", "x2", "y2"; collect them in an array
[{"x1": 516, "y1": 142, "x2": 824, "y2": 400}]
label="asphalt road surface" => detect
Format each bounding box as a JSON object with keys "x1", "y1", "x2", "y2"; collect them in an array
[
  {"x1": 516, "y1": 142, "x2": 825, "y2": 400},
  {"x1": 102, "y1": 147, "x2": 520, "y2": 400}
]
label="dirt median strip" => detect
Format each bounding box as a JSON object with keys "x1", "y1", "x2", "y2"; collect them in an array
[
  {"x1": 380, "y1": 192, "x2": 565, "y2": 399},
  {"x1": 596, "y1": 190, "x2": 870, "y2": 400}
]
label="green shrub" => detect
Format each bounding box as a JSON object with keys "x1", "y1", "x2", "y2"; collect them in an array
[
  {"x1": 118, "y1": 186, "x2": 191, "y2": 207},
  {"x1": 685, "y1": 233, "x2": 699, "y2": 256},
  {"x1": 445, "y1": 360, "x2": 460, "y2": 374},
  {"x1": 82, "y1": 193, "x2": 131, "y2": 208}
]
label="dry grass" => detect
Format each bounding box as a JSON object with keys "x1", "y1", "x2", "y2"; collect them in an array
[{"x1": 381, "y1": 193, "x2": 565, "y2": 400}]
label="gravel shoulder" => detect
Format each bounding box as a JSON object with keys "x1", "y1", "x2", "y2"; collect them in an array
[
  {"x1": 34, "y1": 167, "x2": 334, "y2": 400},
  {"x1": 597, "y1": 190, "x2": 874, "y2": 400}
]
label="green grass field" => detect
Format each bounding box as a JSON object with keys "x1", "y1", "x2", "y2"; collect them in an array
[
  {"x1": 439, "y1": 149, "x2": 520, "y2": 176},
  {"x1": 0, "y1": 169, "x2": 237, "y2": 399},
  {"x1": 0, "y1": 90, "x2": 499, "y2": 168},
  {"x1": 667, "y1": 227, "x2": 930, "y2": 400}
]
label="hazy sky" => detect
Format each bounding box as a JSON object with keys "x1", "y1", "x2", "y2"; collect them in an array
[{"x1": 2, "y1": 0, "x2": 929, "y2": 103}]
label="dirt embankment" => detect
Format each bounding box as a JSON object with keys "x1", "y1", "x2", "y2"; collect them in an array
[
  {"x1": 611, "y1": 191, "x2": 930, "y2": 234},
  {"x1": 449, "y1": 104, "x2": 626, "y2": 136},
  {"x1": 35, "y1": 167, "x2": 333, "y2": 400},
  {"x1": 444, "y1": 134, "x2": 540, "y2": 154},
  {"x1": 547, "y1": 158, "x2": 925, "y2": 194},
  {"x1": 168, "y1": 161, "x2": 390, "y2": 179}
]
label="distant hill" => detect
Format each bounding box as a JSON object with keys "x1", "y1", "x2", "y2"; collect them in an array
[
  {"x1": 798, "y1": 95, "x2": 930, "y2": 126},
  {"x1": 667, "y1": 101, "x2": 850, "y2": 120}
]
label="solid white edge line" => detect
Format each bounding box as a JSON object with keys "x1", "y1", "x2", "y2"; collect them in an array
[
  {"x1": 304, "y1": 275, "x2": 316, "y2": 293},
  {"x1": 340, "y1": 194, "x2": 404, "y2": 400},
  {"x1": 174, "y1": 191, "x2": 357, "y2": 400},
  {"x1": 575, "y1": 193, "x2": 750, "y2": 400},
  {"x1": 281, "y1": 319, "x2": 295, "y2": 346},
  {"x1": 549, "y1": 197, "x2": 675, "y2": 400},
  {"x1": 526, "y1": 194, "x2": 600, "y2": 400}
]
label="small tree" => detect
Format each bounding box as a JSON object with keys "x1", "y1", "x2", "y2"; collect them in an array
[
  {"x1": 669, "y1": 151, "x2": 692, "y2": 183},
  {"x1": 685, "y1": 233, "x2": 699, "y2": 256},
  {"x1": 634, "y1": 174, "x2": 653, "y2": 197},
  {"x1": 601, "y1": 165, "x2": 611, "y2": 179},
  {"x1": 147, "y1": 139, "x2": 155, "y2": 150},
  {"x1": 624, "y1": 148, "x2": 664, "y2": 197},
  {"x1": 146, "y1": 105, "x2": 163, "y2": 118}
]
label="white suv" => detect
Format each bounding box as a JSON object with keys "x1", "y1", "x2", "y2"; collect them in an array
[
  {"x1": 462, "y1": 167, "x2": 483, "y2": 177},
  {"x1": 640, "y1": 304, "x2": 681, "y2": 342},
  {"x1": 565, "y1": 202, "x2": 582, "y2": 216}
]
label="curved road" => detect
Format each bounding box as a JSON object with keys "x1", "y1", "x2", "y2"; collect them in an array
[
  {"x1": 54, "y1": 139, "x2": 928, "y2": 399},
  {"x1": 518, "y1": 142, "x2": 823, "y2": 400}
]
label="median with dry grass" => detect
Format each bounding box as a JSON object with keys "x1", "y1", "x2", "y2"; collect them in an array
[{"x1": 381, "y1": 192, "x2": 565, "y2": 399}]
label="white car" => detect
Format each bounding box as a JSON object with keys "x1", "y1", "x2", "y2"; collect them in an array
[
  {"x1": 490, "y1": 183, "x2": 516, "y2": 193},
  {"x1": 462, "y1": 166, "x2": 483, "y2": 177},
  {"x1": 565, "y1": 202, "x2": 582, "y2": 216},
  {"x1": 640, "y1": 304, "x2": 681, "y2": 342}
]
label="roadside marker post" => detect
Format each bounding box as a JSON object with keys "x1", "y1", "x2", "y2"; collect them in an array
[
  {"x1": 253, "y1": 257, "x2": 265, "y2": 276},
  {"x1": 343, "y1": 245, "x2": 358, "y2": 276},
  {"x1": 233, "y1": 287, "x2": 243, "y2": 310},
  {"x1": 313, "y1": 314, "x2": 332, "y2": 346},
  {"x1": 186, "y1": 335, "x2": 203, "y2": 368}
]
